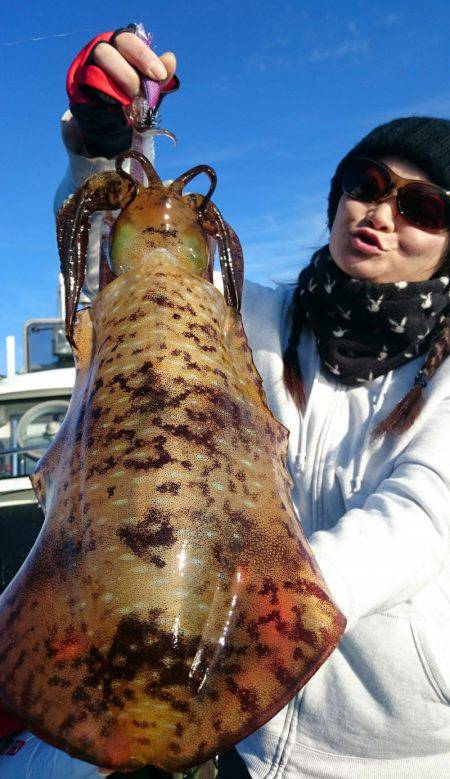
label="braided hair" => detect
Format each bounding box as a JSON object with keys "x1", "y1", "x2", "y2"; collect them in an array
[
  {"x1": 282, "y1": 250, "x2": 450, "y2": 435},
  {"x1": 374, "y1": 310, "x2": 450, "y2": 435},
  {"x1": 282, "y1": 250, "x2": 320, "y2": 413}
]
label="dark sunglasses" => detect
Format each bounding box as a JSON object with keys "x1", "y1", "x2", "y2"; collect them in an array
[{"x1": 341, "y1": 157, "x2": 450, "y2": 232}]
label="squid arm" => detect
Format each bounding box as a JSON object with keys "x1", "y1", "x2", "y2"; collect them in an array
[
  {"x1": 201, "y1": 201, "x2": 244, "y2": 311},
  {"x1": 56, "y1": 171, "x2": 136, "y2": 348},
  {"x1": 163, "y1": 163, "x2": 244, "y2": 310}
]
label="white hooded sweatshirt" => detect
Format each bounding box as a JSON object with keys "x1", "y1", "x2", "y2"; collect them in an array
[{"x1": 236, "y1": 280, "x2": 450, "y2": 779}]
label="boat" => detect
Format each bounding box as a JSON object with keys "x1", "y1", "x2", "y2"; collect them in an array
[{"x1": 0, "y1": 278, "x2": 75, "y2": 593}]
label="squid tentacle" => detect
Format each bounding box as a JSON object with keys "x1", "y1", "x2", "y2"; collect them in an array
[
  {"x1": 116, "y1": 149, "x2": 162, "y2": 189},
  {"x1": 221, "y1": 217, "x2": 244, "y2": 309},
  {"x1": 56, "y1": 172, "x2": 136, "y2": 347},
  {"x1": 201, "y1": 202, "x2": 244, "y2": 312},
  {"x1": 171, "y1": 165, "x2": 217, "y2": 214}
]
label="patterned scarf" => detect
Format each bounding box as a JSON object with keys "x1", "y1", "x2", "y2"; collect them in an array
[{"x1": 296, "y1": 247, "x2": 450, "y2": 385}]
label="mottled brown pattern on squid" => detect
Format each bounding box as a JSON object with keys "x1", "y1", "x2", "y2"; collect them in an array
[{"x1": 0, "y1": 262, "x2": 345, "y2": 772}]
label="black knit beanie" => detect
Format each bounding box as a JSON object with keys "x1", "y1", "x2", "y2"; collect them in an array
[{"x1": 327, "y1": 116, "x2": 450, "y2": 229}]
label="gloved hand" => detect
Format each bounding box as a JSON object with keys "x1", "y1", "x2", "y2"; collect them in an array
[{"x1": 67, "y1": 25, "x2": 178, "y2": 158}]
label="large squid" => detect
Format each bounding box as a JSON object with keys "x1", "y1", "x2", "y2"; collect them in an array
[{"x1": 0, "y1": 151, "x2": 346, "y2": 772}]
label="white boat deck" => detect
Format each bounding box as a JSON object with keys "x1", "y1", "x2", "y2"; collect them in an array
[
  {"x1": 0, "y1": 367, "x2": 75, "y2": 507},
  {"x1": 0, "y1": 367, "x2": 75, "y2": 399}
]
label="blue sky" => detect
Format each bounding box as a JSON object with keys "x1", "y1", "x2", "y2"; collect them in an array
[{"x1": 1, "y1": 0, "x2": 450, "y2": 373}]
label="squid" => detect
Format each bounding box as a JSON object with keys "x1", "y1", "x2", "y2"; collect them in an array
[{"x1": 0, "y1": 151, "x2": 345, "y2": 773}]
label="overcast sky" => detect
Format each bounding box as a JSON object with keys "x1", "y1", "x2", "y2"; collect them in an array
[{"x1": 1, "y1": 0, "x2": 450, "y2": 373}]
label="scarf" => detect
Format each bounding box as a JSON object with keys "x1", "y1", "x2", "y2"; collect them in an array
[{"x1": 296, "y1": 248, "x2": 450, "y2": 385}]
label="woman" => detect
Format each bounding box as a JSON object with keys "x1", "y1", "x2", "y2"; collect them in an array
[
  {"x1": 7, "y1": 27, "x2": 450, "y2": 779},
  {"x1": 231, "y1": 127, "x2": 450, "y2": 779}
]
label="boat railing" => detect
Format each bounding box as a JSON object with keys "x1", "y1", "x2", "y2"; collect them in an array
[{"x1": 0, "y1": 398, "x2": 70, "y2": 479}]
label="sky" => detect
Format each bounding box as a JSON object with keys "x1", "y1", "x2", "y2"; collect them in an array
[{"x1": 1, "y1": 0, "x2": 450, "y2": 374}]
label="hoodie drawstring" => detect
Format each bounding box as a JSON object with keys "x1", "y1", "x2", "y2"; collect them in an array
[
  {"x1": 294, "y1": 347, "x2": 320, "y2": 472},
  {"x1": 351, "y1": 371, "x2": 393, "y2": 493}
]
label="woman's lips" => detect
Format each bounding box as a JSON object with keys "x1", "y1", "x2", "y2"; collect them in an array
[{"x1": 350, "y1": 230, "x2": 386, "y2": 255}]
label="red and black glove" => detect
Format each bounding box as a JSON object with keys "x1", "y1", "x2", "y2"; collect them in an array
[{"x1": 67, "y1": 25, "x2": 179, "y2": 158}]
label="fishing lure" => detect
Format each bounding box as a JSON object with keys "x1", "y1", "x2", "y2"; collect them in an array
[{"x1": 0, "y1": 151, "x2": 345, "y2": 772}]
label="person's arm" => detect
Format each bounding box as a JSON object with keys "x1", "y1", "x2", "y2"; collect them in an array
[{"x1": 309, "y1": 394, "x2": 450, "y2": 631}]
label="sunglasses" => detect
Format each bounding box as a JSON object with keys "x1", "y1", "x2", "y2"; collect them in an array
[{"x1": 341, "y1": 157, "x2": 450, "y2": 232}]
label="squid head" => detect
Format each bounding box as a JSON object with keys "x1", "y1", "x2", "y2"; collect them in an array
[{"x1": 57, "y1": 150, "x2": 243, "y2": 348}]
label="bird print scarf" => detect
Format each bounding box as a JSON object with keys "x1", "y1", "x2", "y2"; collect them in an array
[{"x1": 296, "y1": 247, "x2": 450, "y2": 385}]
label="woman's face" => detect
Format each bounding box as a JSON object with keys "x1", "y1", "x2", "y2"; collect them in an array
[{"x1": 329, "y1": 156, "x2": 449, "y2": 283}]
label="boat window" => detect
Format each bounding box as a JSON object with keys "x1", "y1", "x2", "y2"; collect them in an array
[
  {"x1": 0, "y1": 397, "x2": 70, "y2": 479},
  {"x1": 25, "y1": 320, "x2": 74, "y2": 373}
]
